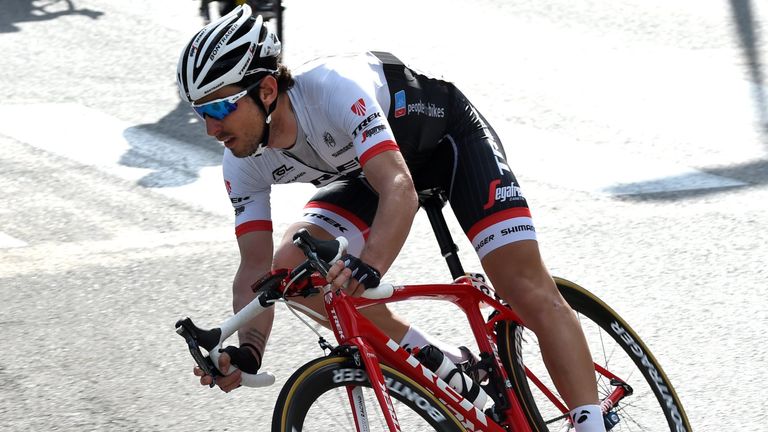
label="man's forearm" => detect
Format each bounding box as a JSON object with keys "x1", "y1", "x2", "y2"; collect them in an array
[
  {"x1": 360, "y1": 173, "x2": 418, "y2": 274},
  {"x1": 233, "y1": 266, "x2": 274, "y2": 363}
]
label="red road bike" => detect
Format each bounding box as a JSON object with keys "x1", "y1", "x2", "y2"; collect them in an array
[{"x1": 175, "y1": 189, "x2": 691, "y2": 431}]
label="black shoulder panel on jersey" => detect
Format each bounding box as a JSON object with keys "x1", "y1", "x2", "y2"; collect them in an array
[{"x1": 371, "y1": 51, "x2": 453, "y2": 169}]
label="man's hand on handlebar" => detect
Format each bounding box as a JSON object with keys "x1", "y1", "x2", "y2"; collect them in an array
[
  {"x1": 193, "y1": 344, "x2": 261, "y2": 393},
  {"x1": 326, "y1": 254, "x2": 381, "y2": 296},
  {"x1": 194, "y1": 351, "x2": 242, "y2": 392}
]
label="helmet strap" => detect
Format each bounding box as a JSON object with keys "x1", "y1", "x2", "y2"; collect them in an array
[
  {"x1": 255, "y1": 95, "x2": 279, "y2": 151},
  {"x1": 265, "y1": 95, "x2": 278, "y2": 120}
]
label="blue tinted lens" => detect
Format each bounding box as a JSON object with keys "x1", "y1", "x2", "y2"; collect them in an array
[{"x1": 193, "y1": 100, "x2": 238, "y2": 120}]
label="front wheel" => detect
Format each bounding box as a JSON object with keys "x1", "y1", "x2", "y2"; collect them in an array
[
  {"x1": 497, "y1": 277, "x2": 692, "y2": 431},
  {"x1": 272, "y1": 354, "x2": 466, "y2": 431}
]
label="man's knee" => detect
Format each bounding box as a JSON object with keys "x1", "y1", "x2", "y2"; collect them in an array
[
  {"x1": 496, "y1": 270, "x2": 561, "y2": 310},
  {"x1": 272, "y1": 222, "x2": 333, "y2": 269},
  {"x1": 498, "y1": 275, "x2": 571, "y2": 333},
  {"x1": 481, "y1": 241, "x2": 568, "y2": 322}
]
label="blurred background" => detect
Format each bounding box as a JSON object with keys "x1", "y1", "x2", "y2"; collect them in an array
[{"x1": 0, "y1": 0, "x2": 766, "y2": 430}]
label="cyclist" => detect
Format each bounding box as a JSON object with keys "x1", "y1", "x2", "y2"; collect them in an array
[{"x1": 177, "y1": 6, "x2": 605, "y2": 431}]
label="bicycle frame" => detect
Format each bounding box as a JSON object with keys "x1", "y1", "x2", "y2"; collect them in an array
[
  {"x1": 177, "y1": 258, "x2": 635, "y2": 431},
  {"x1": 304, "y1": 272, "x2": 635, "y2": 432},
  {"x1": 322, "y1": 276, "x2": 525, "y2": 432}
]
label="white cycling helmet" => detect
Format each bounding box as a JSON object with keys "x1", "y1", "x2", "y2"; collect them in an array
[{"x1": 177, "y1": 4, "x2": 282, "y2": 102}]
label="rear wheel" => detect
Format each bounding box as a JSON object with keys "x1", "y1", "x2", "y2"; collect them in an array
[
  {"x1": 497, "y1": 277, "x2": 691, "y2": 431},
  {"x1": 272, "y1": 355, "x2": 465, "y2": 431}
]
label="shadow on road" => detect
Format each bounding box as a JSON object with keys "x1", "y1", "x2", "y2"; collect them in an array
[
  {"x1": 121, "y1": 100, "x2": 223, "y2": 188},
  {"x1": 1, "y1": 0, "x2": 103, "y2": 33},
  {"x1": 616, "y1": 1, "x2": 767, "y2": 202},
  {"x1": 730, "y1": 0, "x2": 768, "y2": 138},
  {"x1": 613, "y1": 158, "x2": 768, "y2": 202}
]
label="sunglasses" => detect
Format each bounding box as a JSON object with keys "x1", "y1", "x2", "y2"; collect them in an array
[{"x1": 191, "y1": 82, "x2": 260, "y2": 121}]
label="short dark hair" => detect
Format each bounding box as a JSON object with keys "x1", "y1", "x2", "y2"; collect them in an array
[
  {"x1": 273, "y1": 64, "x2": 294, "y2": 92},
  {"x1": 241, "y1": 63, "x2": 294, "y2": 101}
]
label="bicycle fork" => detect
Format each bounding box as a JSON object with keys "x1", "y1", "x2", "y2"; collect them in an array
[
  {"x1": 324, "y1": 289, "x2": 402, "y2": 432},
  {"x1": 348, "y1": 337, "x2": 403, "y2": 432}
]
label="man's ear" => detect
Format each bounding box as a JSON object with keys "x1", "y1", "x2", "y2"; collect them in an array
[{"x1": 259, "y1": 76, "x2": 279, "y2": 105}]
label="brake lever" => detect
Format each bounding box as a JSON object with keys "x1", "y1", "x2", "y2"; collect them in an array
[{"x1": 175, "y1": 317, "x2": 219, "y2": 387}]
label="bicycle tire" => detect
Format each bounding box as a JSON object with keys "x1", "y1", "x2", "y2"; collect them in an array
[
  {"x1": 272, "y1": 354, "x2": 466, "y2": 431},
  {"x1": 496, "y1": 277, "x2": 691, "y2": 431}
]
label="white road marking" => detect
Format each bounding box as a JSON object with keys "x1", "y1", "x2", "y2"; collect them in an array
[
  {"x1": 0, "y1": 103, "x2": 748, "y2": 204},
  {"x1": 0, "y1": 104, "x2": 315, "y2": 255},
  {"x1": 0, "y1": 232, "x2": 27, "y2": 249},
  {"x1": 504, "y1": 125, "x2": 748, "y2": 195},
  {"x1": 0, "y1": 227, "x2": 233, "y2": 277},
  {"x1": 0, "y1": 103, "x2": 314, "y2": 221},
  {"x1": 0, "y1": 103, "x2": 232, "y2": 216}
]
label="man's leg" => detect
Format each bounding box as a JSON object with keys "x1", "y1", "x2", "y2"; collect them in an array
[{"x1": 481, "y1": 239, "x2": 605, "y2": 430}]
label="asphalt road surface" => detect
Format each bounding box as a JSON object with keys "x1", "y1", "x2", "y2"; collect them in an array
[{"x1": 1, "y1": 0, "x2": 766, "y2": 430}]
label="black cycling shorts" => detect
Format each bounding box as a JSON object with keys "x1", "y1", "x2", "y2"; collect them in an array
[{"x1": 301, "y1": 83, "x2": 536, "y2": 260}]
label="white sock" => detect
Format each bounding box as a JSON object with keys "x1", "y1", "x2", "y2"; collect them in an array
[
  {"x1": 398, "y1": 325, "x2": 468, "y2": 364},
  {"x1": 570, "y1": 404, "x2": 606, "y2": 432}
]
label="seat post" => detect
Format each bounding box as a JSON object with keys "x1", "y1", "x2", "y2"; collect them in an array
[{"x1": 418, "y1": 189, "x2": 465, "y2": 280}]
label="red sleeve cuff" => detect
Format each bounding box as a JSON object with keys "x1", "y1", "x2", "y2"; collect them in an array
[
  {"x1": 359, "y1": 140, "x2": 399, "y2": 166},
  {"x1": 235, "y1": 220, "x2": 273, "y2": 237}
]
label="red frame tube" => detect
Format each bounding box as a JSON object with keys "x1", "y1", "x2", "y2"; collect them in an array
[{"x1": 286, "y1": 274, "x2": 624, "y2": 431}]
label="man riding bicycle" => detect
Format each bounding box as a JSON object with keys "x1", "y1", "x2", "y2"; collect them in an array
[{"x1": 177, "y1": 6, "x2": 606, "y2": 431}]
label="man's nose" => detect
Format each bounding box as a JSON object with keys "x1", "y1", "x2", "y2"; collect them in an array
[{"x1": 204, "y1": 116, "x2": 222, "y2": 136}]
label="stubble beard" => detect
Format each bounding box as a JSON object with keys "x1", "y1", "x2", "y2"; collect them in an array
[
  {"x1": 231, "y1": 133, "x2": 261, "y2": 158},
  {"x1": 234, "y1": 142, "x2": 257, "y2": 158},
  {"x1": 232, "y1": 109, "x2": 268, "y2": 158}
]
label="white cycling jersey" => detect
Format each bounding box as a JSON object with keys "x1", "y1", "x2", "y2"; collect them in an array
[{"x1": 223, "y1": 52, "x2": 398, "y2": 238}]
